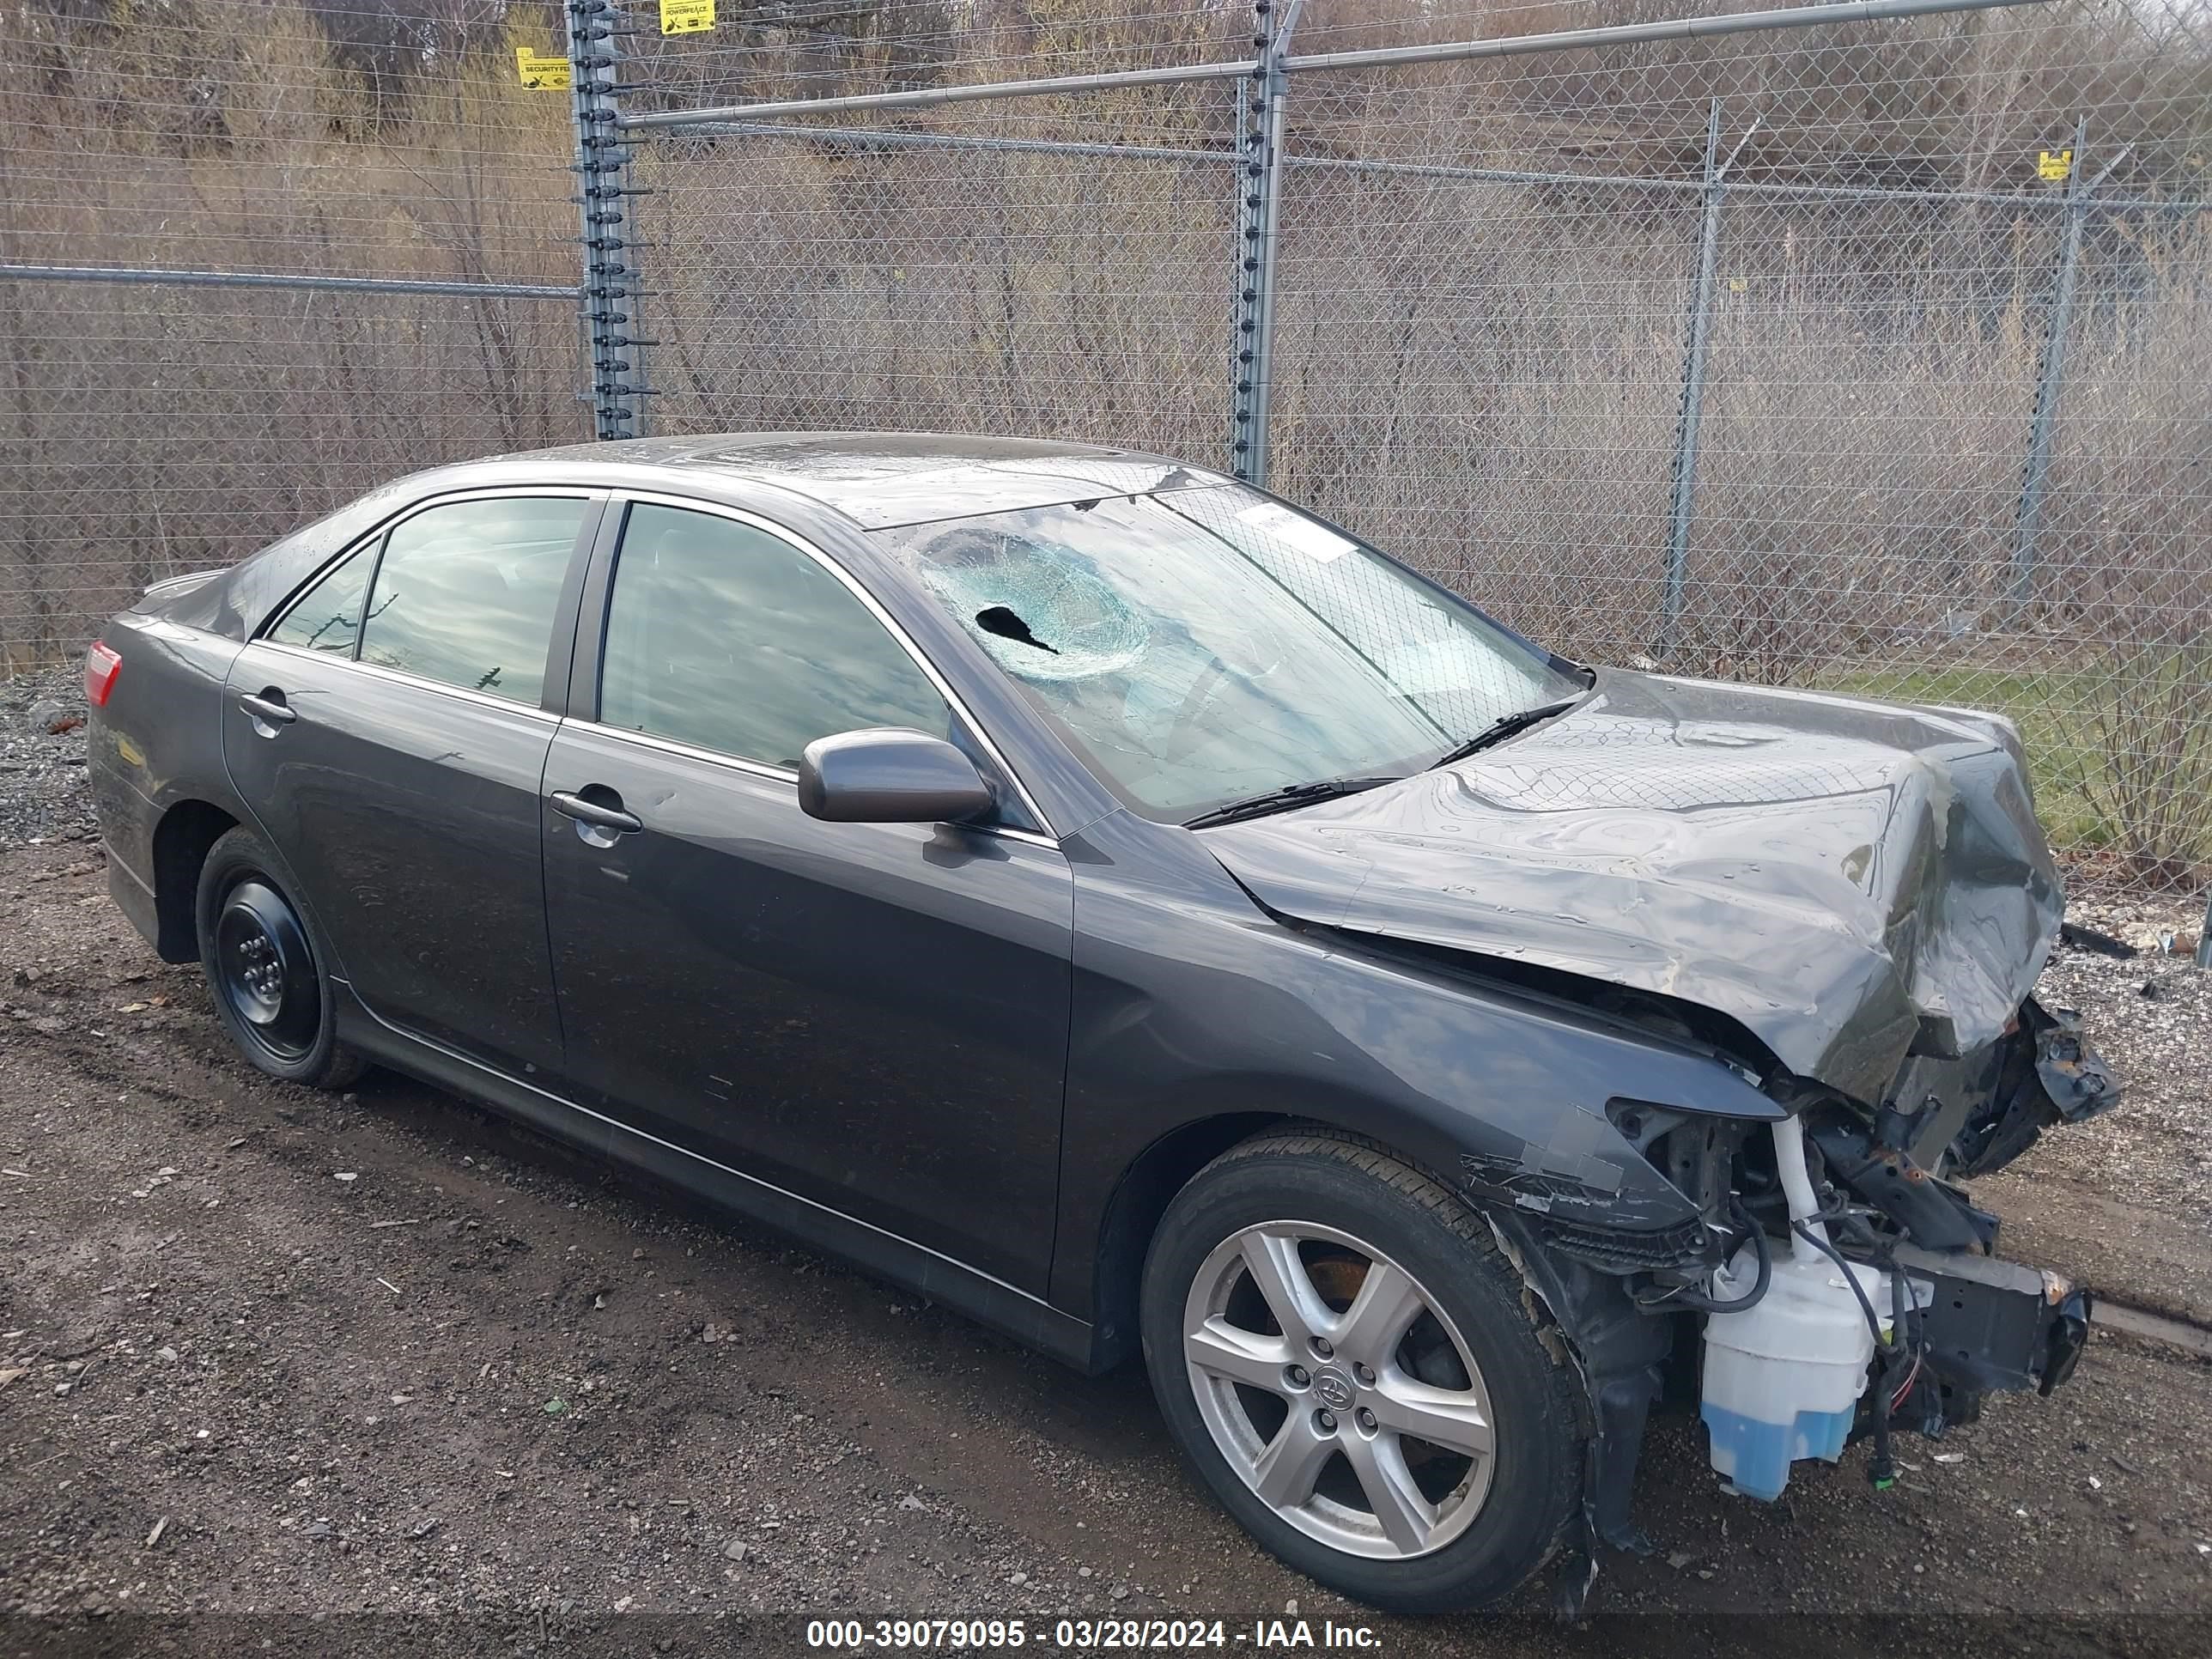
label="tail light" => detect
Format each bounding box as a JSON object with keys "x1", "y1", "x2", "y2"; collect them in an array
[{"x1": 85, "y1": 640, "x2": 123, "y2": 708}]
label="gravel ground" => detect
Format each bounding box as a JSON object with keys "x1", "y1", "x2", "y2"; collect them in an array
[
  {"x1": 0, "y1": 665, "x2": 99, "y2": 849},
  {"x1": 3, "y1": 672, "x2": 2210, "y2": 1657}
]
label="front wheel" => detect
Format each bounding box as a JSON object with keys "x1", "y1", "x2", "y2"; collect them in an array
[
  {"x1": 195, "y1": 826, "x2": 365, "y2": 1091},
  {"x1": 1139, "y1": 1131, "x2": 1585, "y2": 1613}
]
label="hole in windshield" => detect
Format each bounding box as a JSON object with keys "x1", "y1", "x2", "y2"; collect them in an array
[
  {"x1": 975, "y1": 605, "x2": 1059, "y2": 656},
  {"x1": 877, "y1": 486, "x2": 1583, "y2": 824}
]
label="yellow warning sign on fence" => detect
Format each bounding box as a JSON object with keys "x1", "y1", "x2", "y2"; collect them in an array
[
  {"x1": 516, "y1": 48, "x2": 570, "y2": 91},
  {"x1": 662, "y1": 0, "x2": 716, "y2": 33},
  {"x1": 2039, "y1": 149, "x2": 2074, "y2": 181}
]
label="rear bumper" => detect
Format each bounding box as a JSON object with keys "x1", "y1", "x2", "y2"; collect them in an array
[
  {"x1": 88, "y1": 712, "x2": 164, "y2": 953},
  {"x1": 106, "y1": 845, "x2": 161, "y2": 953}
]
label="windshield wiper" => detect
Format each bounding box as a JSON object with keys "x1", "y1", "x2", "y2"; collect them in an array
[
  {"x1": 1182, "y1": 775, "x2": 1401, "y2": 830},
  {"x1": 1426, "y1": 697, "x2": 1583, "y2": 770}
]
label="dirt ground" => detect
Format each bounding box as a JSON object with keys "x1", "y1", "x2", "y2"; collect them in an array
[{"x1": 2, "y1": 839, "x2": 2209, "y2": 1659}]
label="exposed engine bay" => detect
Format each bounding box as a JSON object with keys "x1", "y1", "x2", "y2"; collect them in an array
[{"x1": 1460, "y1": 990, "x2": 2116, "y2": 1607}]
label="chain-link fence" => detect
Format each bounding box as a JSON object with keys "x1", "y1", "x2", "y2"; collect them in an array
[
  {"x1": 3, "y1": 0, "x2": 2208, "y2": 902},
  {"x1": 611, "y1": 0, "x2": 2212, "y2": 898},
  {"x1": 0, "y1": 0, "x2": 588, "y2": 672}
]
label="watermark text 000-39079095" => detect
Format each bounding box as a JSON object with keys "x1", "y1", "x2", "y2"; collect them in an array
[{"x1": 804, "y1": 1617, "x2": 1382, "y2": 1650}]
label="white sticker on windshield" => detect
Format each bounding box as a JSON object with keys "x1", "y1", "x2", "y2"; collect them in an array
[{"x1": 1236, "y1": 501, "x2": 1357, "y2": 562}]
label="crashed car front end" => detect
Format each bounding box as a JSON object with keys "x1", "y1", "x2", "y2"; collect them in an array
[
  {"x1": 1200, "y1": 667, "x2": 2122, "y2": 1592},
  {"x1": 1523, "y1": 997, "x2": 2110, "y2": 1468},
  {"x1": 1452, "y1": 985, "x2": 2115, "y2": 1598}
]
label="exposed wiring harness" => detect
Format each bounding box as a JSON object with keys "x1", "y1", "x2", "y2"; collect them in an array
[
  {"x1": 1790, "y1": 1218, "x2": 1910, "y2": 1490},
  {"x1": 1634, "y1": 1199, "x2": 1771, "y2": 1315}
]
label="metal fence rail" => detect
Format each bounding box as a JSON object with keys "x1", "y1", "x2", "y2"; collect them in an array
[
  {"x1": 0, "y1": 0, "x2": 588, "y2": 672},
  {"x1": 2, "y1": 0, "x2": 2208, "y2": 908}
]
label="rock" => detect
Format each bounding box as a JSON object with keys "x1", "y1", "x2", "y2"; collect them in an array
[
  {"x1": 898, "y1": 1493, "x2": 927, "y2": 1511},
  {"x1": 24, "y1": 699, "x2": 69, "y2": 735},
  {"x1": 724, "y1": 1537, "x2": 748, "y2": 1561}
]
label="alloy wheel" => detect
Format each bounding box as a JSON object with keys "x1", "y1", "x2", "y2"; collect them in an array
[{"x1": 1181, "y1": 1220, "x2": 1497, "y2": 1560}]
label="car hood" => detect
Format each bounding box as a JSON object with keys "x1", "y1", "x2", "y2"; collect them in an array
[{"x1": 1199, "y1": 668, "x2": 2062, "y2": 1105}]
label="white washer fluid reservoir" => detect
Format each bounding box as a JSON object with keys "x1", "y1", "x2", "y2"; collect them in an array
[{"x1": 1699, "y1": 1240, "x2": 1890, "y2": 1501}]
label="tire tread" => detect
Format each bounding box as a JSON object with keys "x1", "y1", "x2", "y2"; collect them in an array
[{"x1": 1145, "y1": 1124, "x2": 1589, "y2": 1612}]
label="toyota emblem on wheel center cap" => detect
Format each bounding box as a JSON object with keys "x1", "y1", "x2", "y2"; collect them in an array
[{"x1": 1313, "y1": 1368, "x2": 1355, "y2": 1410}]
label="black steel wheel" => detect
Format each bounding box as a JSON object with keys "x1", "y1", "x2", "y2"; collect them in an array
[
  {"x1": 213, "y1": 878, "x2": 319, "y2": 1062},
  {"x1": 195, "y1": 826, "x2": 365, "y2": 1090}
]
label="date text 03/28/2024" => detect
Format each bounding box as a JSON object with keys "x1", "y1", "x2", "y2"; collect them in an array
[{"x1": 803, "y1": 1619, "x2": 1382, "y2": 1650}]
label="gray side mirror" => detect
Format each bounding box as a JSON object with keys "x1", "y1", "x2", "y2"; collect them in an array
[{"x1": 798, "y1": 728, "x2": 995, "y2": 825}]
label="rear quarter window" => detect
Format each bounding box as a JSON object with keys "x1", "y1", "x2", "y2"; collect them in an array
[{"x1": 356, "y1": 498, "x2": 588, "y2": 706}]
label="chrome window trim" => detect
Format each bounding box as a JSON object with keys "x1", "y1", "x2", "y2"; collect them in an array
[
  {"x1": 603, "y1": 489, "x2": 1059, "y2": 840},
  {"x1": 561, "y1": 717, "x2": 1060, "y2": 853},
  {"x1": 254, "y1": 638, "x2": 566, "y2": 724},
  {"x1": 565, "y1": 716, "x2": 797, "y2": 787},
  {"x1": 258, "y1": 483, "x2": 605, "y2": 647}
]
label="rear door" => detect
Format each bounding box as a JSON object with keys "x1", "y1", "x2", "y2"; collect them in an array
[
  {"x1": 538, "y1": 497, "x2": 1074, "y2": 1289},
  {"x1": 223, "y1": 489, "x2": 599, "y2": 1077}
]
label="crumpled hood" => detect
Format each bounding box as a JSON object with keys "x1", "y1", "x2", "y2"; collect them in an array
[{"x1": 1200, "y1": 668, "x2": 2062, "y2": 1105}]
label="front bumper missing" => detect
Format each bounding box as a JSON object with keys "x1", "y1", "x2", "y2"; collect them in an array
[
  {"x1": 1948, "y1": 1002, "x2": 2120, "y2": 1180},
  {"x1": 1889, "y1": 1243, "x2": 2094, "y2": 1402}
]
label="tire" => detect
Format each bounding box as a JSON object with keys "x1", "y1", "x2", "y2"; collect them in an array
[
  {"x1": 1140, "y1": 1130, "x2": 1584, "y2": 1614},
  {"x1": 195, "y1": 826, "x2": 366, "y2": 1091}
]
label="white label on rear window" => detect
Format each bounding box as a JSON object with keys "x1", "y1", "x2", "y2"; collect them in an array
[{"x1": 1236, "y1": 501, "x2": 1356, "y2": 562}]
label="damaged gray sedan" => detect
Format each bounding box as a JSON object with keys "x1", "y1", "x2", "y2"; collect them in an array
[{"x1": 85, "y1": 435, "x2": 2115, "y2": 1613}]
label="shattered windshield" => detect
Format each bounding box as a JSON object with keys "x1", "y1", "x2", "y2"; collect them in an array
[{"x1": 874, "y1": 485, "x2": 1583, "y2": 823}]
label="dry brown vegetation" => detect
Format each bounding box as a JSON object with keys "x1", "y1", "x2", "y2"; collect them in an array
[{"x1": 0, "y1": 1, "x2": 2207, "y2": 881}]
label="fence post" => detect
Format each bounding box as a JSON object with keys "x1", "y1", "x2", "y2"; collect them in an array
[
  {"x1": 1229, "y1": 0, "x2": 1304, "y2": 487},
  {"x1": 1658, "y1": 100, "x2": 1726, "y2": 658},
  {"x1": 2008, "y1": 115, "x2": 2092, "y2": 612},
  {"x1": 566, "y1": 0, "x2": 650, "y2": 440}
]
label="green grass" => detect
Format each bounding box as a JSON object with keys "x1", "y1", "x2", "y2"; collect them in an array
[{"x1": 1814, "y1": 662, "x2": 2118, "y2": 858}]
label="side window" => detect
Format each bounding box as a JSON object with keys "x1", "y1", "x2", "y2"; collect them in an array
[
  {"x1": 268, "y1": 544, "x2": 374, "y2": 654},
  {"x1": 599, "y1": 504, "x2": 952, "y2": 769},
  {"x1": 356, "y1": 497, "x2": 588, "y2": 706}
]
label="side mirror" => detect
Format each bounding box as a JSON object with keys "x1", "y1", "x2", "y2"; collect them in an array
[{"x1": 798, "y1": 727, "x2": 995, "y2": 825}]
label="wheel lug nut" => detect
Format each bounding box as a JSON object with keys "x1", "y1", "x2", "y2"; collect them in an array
[
  {"x1": 1286, "y1": 1365, "x2": 1310, "y2": 1389},
  {"x1": 1311, "y1": 1338, "x2": 1333, "y2": 1359},
  {"x1": 1353, "y1": 1363, "x2": 1375, "y2": 1385},
  {"x1": 1356, "y1": 1407, "x2": 1377, "y2": 1432},
  {"x1": 1315, "y1": 1409, "x2": 1337, "y2": 1434}
]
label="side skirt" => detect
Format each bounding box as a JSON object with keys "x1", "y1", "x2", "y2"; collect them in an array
[{"x1": 331, "y1": 983, "x2": 1104, "y2": 1372}]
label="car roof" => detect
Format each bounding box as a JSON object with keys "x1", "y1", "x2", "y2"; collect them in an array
[{"x1": 499, "y1": 431, "x2": 1236, "y2": 532}]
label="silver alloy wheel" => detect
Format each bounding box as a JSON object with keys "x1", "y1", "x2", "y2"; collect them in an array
[{"x1": 1182, "y1": 1221, "x2": 1497, "y2": 1560}]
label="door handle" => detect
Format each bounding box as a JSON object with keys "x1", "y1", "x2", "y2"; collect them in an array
[
  {"x1": 238, "y1": 690, "x2": 297, "y2": 730},
  {"x1": 550, "y1": 790, "x2": 642, "y2": 835}
]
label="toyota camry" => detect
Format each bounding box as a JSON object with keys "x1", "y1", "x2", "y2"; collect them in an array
[{"x1": 85, "y1": 434, "x2": 2116, "y2": 1613}]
